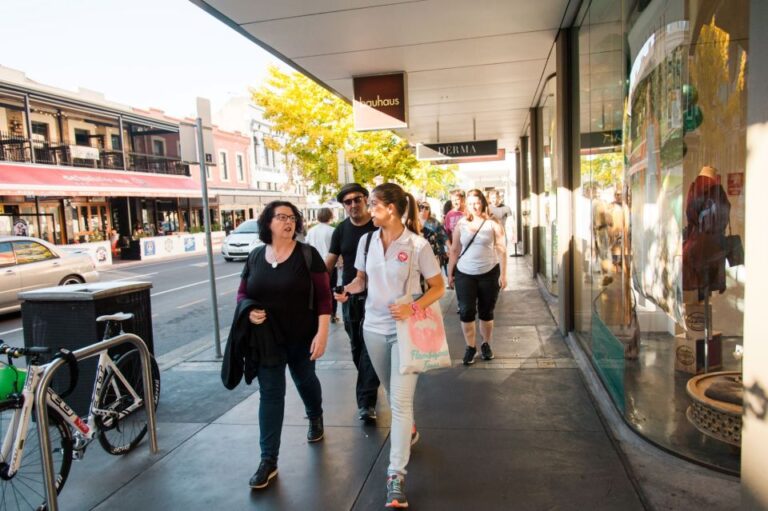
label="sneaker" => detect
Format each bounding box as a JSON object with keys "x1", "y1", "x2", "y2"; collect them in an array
[
  {"x1": 385, "y1": 474, "x2": 408, "y2": 508},
  {"x1": 462, "y1": 346, "x2": 477, "y2": 366},
  {"x1": 480, "y1": 342, "x2": 495, "y2": 361},
  {"x1": 307, "y1": 416, "x2": 324, "y2": 442},
  {"x1": 410, "y1": 424, "x2": 420, "y2": 447},
  {"x1": 249, "y1": 459, "x2": 278, "y2": 489},
  {"x1": 358, "y1": 406, "x2": 377, "y2": 423}
]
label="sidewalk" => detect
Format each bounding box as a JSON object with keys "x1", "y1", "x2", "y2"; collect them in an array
[{"x1": 55, "y1": 257, "x2": 737, "y2": 510}]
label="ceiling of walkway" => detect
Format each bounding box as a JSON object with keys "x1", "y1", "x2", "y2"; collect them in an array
[{"x1": 191, "y1": 0, "x2": 575, "y2": 154}]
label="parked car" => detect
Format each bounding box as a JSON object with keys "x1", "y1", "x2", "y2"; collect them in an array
[
  {"x1": 221, "y1": 220, "x2": 263, "y2": 261},
  {"x1": 0, "y1": 236, "x2": 100, "y2": 314}
]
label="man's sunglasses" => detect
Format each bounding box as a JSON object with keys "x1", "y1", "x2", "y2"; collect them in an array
[{"x1": 342, "y1": 195, "x2": 365, "y2": 206}]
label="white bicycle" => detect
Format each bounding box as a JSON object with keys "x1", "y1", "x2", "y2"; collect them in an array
[{"x1": 0, "y1": 312, "x2": 160, "y2": 510}]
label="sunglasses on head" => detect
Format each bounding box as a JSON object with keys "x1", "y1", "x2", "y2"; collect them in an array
[{"x1": 342, "y1": 195, "x2": 365, "y2": 206}]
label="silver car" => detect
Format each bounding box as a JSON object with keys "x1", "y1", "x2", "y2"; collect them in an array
[
  {"x1": 221, "y1": 220, "x2": 263, "y2": 261},
  {"x1": 0, "y1": 236, "x2": 100, "y2": 314}
]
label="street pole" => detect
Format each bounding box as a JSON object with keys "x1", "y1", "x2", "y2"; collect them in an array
[{"x1": 196, "y1": 117, "x2": 222, "y2": 357}]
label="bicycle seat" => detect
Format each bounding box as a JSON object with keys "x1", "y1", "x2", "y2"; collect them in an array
[{"x1": 96, "y1": 312, "x2": 134, "y2": 323}]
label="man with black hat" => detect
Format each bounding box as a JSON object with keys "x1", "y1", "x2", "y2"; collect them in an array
[{"x1": 325, "y1": 183, "x2": 380, "y2": 422}]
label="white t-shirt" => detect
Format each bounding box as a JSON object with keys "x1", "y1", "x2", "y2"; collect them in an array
[
  {"x1": 456, "y1": 218, "x2": 498, "y2": 275},
  {"x1": 305, "y1": 222, "x2": 335, "y2": 260},
  {"x1": 355, "y1": 227, "x2": 442, "y2": 335}
]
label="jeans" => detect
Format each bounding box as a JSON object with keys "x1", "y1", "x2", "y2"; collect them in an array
[
  {"x1": 454, "y1": 264, "x2": 501, "y2": 322},
  {"x1": 363, "y1": 329, "x2": 419, "y2": 476},
  {"x1": 342, "y1": 301, "x2": 380, "y2": 408},
  {"x1": 257, "y1": 341, "x2": 323, "y2": 461}
]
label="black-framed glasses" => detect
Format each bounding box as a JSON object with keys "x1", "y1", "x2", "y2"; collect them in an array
[
  {"x1": 274, "y1": 213, "x2": 298, "y2": 223},
  {"x1": 418, "y1": 204, "x2": 429, "y2": 210},
  {"x1": 342, "y1": 195, "x2": 365, "y2": 206}
]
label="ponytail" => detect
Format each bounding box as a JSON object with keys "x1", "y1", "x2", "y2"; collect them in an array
[
  {"x1": 371, "y1": 182, "x2": 421, "y2": 234},
  {"x1": 404, "y1": 192, "x2": 421, "y2": 234}
]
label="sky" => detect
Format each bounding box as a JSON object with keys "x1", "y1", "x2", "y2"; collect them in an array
[{"x1": 0, "y1": 0, "x2": 286, "y2": 118}]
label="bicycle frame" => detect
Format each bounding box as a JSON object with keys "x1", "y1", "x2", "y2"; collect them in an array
[{"x1": 0, "y1": 350, "x2": 144, "y2": 479}]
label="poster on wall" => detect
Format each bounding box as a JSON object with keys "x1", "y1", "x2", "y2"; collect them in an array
[{"x1": 625, "y1": 21, "x2": 689, "y2": 325}]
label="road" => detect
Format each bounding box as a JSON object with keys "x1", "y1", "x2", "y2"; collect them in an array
[{"x1": 0, "y1": 254, "x2": 245, "y2": 357}]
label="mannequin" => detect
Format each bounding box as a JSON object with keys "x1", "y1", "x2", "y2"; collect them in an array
[{"x1": 681, "y1": 165, "x2": 730, "y2": 372}]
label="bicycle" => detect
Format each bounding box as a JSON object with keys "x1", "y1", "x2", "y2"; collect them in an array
[{"x1": 0, "y1": 312, "x2": 161, "y2": 510}]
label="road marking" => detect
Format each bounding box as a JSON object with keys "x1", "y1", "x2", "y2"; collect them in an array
[
  {"x1": 177, "y1": 299, "x2": 206, "y2": 309},
  {"x1": 150, "y1": 272, "x2": 241, "y2": 297},
  {"x1": 190, "y1": 263, "x2": 208, "y2": 267},
  {"x1": 0, "y1": 327, "x2": 22, "y2": 336},
  {"x1": 112, "y1": 272, "x2": 159, "y2": 281}
]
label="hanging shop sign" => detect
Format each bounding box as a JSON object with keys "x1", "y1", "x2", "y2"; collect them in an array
[
  {"x1": 352, "y1": 72, "x2": 408, "y2": 131},
  {"x1": 416, "y1": 140, "x2": 498, "y2": 161}
]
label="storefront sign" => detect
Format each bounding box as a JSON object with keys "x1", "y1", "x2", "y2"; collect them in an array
[
  {"x1": 416, "y1": 140, "x2": 498, "y2": 161},
  {"x1": 0, "y1": 163, "x2": 201, "y2": 198},
  {"x1": 69, "y1": 145, "x2": 100, "y2": 160},
  {"x1": 352, "y1": 73, "x2": 408, "y2": 131}
]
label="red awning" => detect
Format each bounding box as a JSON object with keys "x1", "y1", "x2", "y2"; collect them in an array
[{"x1": 0, "y1": 163, "x2": 201, "y2": 198}]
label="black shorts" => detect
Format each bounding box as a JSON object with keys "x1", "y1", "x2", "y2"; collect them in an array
[{"x1": 454, "y1": 264, "x2": 501, "y2": 322}]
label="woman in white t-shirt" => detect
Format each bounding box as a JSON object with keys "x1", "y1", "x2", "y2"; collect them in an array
[
  {"x1": 334, "y1": 183, "x2": 444, "y2": 509},
  {"x1": 447, "y1": 188, "x2": 507, "y2": 366}
]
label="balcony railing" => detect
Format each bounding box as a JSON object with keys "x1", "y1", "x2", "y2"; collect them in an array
[{"x1": 0, "y1": 132, "x2": 189, "y2": 176}]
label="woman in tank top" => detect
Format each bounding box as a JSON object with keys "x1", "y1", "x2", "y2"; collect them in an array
[{"x1": 447, "y1": 189, "x2": 507, "y2": 365}]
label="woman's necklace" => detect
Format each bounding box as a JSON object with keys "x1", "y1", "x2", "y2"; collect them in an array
[{"x1": 267, "y1": 244, "x2": 291, "y2": 268}]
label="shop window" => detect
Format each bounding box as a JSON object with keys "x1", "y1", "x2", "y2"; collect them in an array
[
  {"x1": 236, "y1": 154, "x2": 245, "y2": 181},
  {"x1": 219, "y1": 151, "x2": 229, "y2": 180}
]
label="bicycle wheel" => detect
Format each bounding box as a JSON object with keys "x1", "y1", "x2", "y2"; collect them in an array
[
  {"x1": 96, "y1": 350, "x2": 160, "y2": 455},
  {"x1": 0, "y1": 401, "x2": 73, "y2": 511}
]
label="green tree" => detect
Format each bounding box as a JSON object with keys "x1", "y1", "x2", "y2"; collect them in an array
[{"x1": 252, "y1": 66, "x2": 454, "y2": 199}]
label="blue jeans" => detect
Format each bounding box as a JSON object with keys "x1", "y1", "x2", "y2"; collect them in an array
[{"x1": 257, "y1": 341, "x2": 323, "y2": 461}]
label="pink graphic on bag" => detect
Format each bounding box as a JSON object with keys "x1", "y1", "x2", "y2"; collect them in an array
[{"x1": 408, "y1": 306, "x2": 446, "y2": 353}]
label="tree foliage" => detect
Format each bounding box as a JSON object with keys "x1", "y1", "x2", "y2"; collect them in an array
[{"x1": 251, "y1": 66, "x2": 455, "y2": 199}]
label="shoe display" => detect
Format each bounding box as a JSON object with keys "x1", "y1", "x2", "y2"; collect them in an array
[
  {"x1": 480, "y1": 342, "x2": 495, "y2": 360},
  {"x1": 358, "y1": 406, "x2": 377, "y2": 422},
  {"x1": 385, "y1": 474, "x2": 408, "y2": 508},
  {"x1": 462, "y1": 346, "x2": 477, "y2": 366},
  {"x1": 307, "y1": 415, "x2": 324, "y2": 442},
  {"x1": 249, "y1": 459, "x2": 278, "y2": 490},
  {"x1": 410, "y1": 424, "x2": 420, "y2": 447}
]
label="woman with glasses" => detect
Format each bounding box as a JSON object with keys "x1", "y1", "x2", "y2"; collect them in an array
[
  {"x1": 335, "y1": 183, "x2": 444, "y2": 509},
  {"x1": 418, "y1": 201, "x2": 449, "y2": 276},
  {"x1": 233, "y1": 200, "x2": 332, "y2": 490},
  {"x1": 447, "y1": 189, "x2": 507, "y2": 365}
]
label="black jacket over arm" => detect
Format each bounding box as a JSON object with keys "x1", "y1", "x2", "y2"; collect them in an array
[{"x1": 221, "y1": 298, "x2": 285, "y2": 390}]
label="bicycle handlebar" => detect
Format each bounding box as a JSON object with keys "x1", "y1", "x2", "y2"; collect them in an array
[{"x1": 0, "y1": 344, "x2": 52, "y2": 359}]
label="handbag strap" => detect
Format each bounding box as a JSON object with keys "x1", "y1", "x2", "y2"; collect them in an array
[
  {"x1": 362, "y1": 230, "x2": 375, "y2": 291},
  {"x1": 457, "y1": 219, "x2": 487, "y2": 261}
]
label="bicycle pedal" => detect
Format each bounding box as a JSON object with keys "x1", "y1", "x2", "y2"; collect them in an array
[{"x1": 72, "y1": 449, "x2": 86, "y2": 461}]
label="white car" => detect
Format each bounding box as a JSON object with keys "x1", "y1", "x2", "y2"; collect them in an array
[
  {"x1": 221, "y1": 220, "x2": 263, "y2": 261},
  {"x1": 0, "y1": 236, "x2": 100, "y2": 315}
]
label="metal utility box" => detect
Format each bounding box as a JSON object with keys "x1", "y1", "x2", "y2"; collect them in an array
[{"x1": 19, "y1": 281, "x2": 153, "y2": 416}]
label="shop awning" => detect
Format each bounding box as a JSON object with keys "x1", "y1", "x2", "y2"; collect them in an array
[{"x1": 0, "y1": 163, "x2": 202, "y2": 198}]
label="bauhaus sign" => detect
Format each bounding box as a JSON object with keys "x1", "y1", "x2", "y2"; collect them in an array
[
  {"x1": 352, "y1": 72, "x2": 408, "y2": 131},
  {"x1": 416, "y1": 140, "x2": 498, "y2": 160}
]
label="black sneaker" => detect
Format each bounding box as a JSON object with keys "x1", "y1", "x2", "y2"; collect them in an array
[
  {"x1": 385, "y1": 474, "x2": 408, "y2": 508},
  {"x1": 462, "y1": 346, "x2": 477, "y2": 366},
  {"x1": 307, "y1": 415, "x2": 324, "y2": 442},
  {"x1": 358, "y1": 406, "x2": 377, "y2": 423},
  {"x1": 480, "y1": 342, "x2": 495, "y2": 360},
  {"x1": 249, "y1": 459, "x2": 278, "y2": 490}
]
